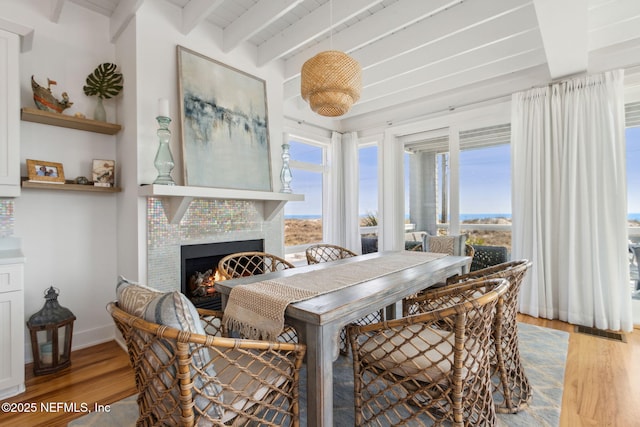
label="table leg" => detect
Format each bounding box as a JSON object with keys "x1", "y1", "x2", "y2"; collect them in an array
[{"x1": 305, "y1": 322, "x2": 339, "y2": 427}]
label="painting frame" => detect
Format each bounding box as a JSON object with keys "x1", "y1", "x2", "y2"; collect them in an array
[
  {"x1": 26, "y1": 159, "x2": 65, "y2": 184},
  {"x1": 177, "y1": 46, "x2": 272, "y2": 191}
]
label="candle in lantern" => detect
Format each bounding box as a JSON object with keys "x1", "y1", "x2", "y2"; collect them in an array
[
  {"x1": 40, "y1": 342, "x2": 53, "y2": 364},
  {"x1": 158, "y1": 98, "x2": 170, "y2": 118}
]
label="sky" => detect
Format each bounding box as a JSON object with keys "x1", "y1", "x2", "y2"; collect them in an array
[{"x1": 284, "y1": 127, "x2": 640, "y2": 217}]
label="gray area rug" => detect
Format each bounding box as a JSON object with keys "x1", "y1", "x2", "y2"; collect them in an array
[{"x1": 68, "y1": 322, "x2": 568, "y2": 426}]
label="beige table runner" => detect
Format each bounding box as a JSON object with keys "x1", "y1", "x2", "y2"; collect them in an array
[{"x1": 222, "y1": 251, "x2": 446, "y2": 340}]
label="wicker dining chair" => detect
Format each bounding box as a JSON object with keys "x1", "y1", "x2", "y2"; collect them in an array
[
  {"x1": 422, "y1": 234, "x2": 474, "y2": 272},
  {"x1": 217, "y1": 251, "x2": 295, "y2": 279},
  {"x1": 404, "y1": 260, "x2": 533, "y2": 414},
  {"x1": 107, "y1": 301, "x2": 306, "y2": 427},
  {"x1": 218, "y1": 251, "x2": 298, "y2": 343},
  {"x1": 347, "y1": 277, "x2": 509, "y2": 426},
  {"x1": 305, "y1": 243, "x2": 357, "y2": 264},
  {"x1": 304, "y1": 243, "x2": 383, "y2": 355}
]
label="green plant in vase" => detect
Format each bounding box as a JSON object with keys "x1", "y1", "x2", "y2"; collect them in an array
[{"x1": 83, "y1": 63, "x2": 123, "y2": 122}]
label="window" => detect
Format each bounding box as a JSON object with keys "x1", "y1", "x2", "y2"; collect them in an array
[
  {"x1": 404, "y1": 124, "x2": 511, "y2": 248},
  {"x1": 284, "y1": 136, "x2": 328, "y2": 262},
  {"x1": 359, "y1": 144, "x2": 378, "y2": 228},
  {"x1": 359, "y1": 142, "x2": 379, "y2": 253},
  {"x1": 460, "y1": 144, "x2": 511, "y2": 249},
  {"x1": 626, "y1": 125, "x2": 640, "y2": 299}
]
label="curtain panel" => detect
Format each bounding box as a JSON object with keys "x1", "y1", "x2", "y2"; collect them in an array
[
  {"x1": 327, "y1": 131, "x2": 345, "y2": 246},
  {"x1": 327, "y1": 131, "x2": 361, "y2": 254},
  {"x1": 342, "y1": 132, "x2": 362, "y2": 254},
  {"x1": 512, "y1": 69, "x2": 632, "y2": 332}
]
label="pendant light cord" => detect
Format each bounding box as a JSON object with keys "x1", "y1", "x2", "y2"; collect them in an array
[{"x1": 329, "y1": 0, "x2": 333, "y2": 50}]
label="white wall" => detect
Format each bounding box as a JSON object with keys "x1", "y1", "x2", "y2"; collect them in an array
[
  {"x1": 0, "y1": 0, "x2": 289, "y2": 360},
  {"x1": 1, "y1": 0, "x2": 119, "y2": 360}
]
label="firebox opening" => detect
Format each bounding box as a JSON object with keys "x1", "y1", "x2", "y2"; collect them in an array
[{"x1": 180, "y1": 239, "x2": 264, "y2": 310}]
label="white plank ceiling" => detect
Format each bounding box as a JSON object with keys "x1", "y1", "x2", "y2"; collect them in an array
[{"x1": 60, "y1": 0, "x2": 640, "y2": 130}]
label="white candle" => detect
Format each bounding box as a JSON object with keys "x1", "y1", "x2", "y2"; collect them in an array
[{"x1": 158, "y1": 98, "x2": 170, "y2": 117}]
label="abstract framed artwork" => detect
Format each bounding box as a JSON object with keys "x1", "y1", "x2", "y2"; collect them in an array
[{"x1": 177, "y1": 46, "x2": 272, "y2": 191}]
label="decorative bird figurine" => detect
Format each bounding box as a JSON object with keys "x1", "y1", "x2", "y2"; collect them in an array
[{"x1": 31, "y1": 75, "x2": 73, "y2": 113}]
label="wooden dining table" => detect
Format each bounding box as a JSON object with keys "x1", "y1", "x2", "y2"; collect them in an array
[{"x1": 215, "y1": 251, "x2": 470, "y2": 427}]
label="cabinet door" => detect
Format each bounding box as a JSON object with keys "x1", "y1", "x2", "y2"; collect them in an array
[
  {"x1": 0, "y1": 28, "x2": 20, "y2": 197},
  {"x1": 0, "y1": 290, "x2": 24, "y2": 394}
]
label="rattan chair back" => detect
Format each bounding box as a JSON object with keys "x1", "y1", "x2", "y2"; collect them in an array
[
  {"x1": 348, "y1": 277, "x2": 509, "y2": 426},
  {"x1": 404, "y1": 260, "x2": 533, "y2": 413},
  {"x1": 107, "y1": 302, "x2": 305, "y2": 426},
  {"x1": 305, "y1": 243, "x2": 357, "y2": 265},
  {"x1": 451, "y1": 260, "x2": 532, "y2": 413},
  {"x1": 217, "y1": 251, "x2": 298, "y2": 343},
  {"x1": 217, "y1": 251, "x2": 294, "y2": 280},
  {"x1": 303, "y1": 243, "x2": 381, "y2": 355}
]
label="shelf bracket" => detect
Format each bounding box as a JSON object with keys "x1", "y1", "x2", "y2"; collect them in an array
[
  {"x1": 159, "y1": 196, "x2": 194, "y2": 224},
  {"x1": 263, "y1": 200, "x2": 288, "y2": 221}
]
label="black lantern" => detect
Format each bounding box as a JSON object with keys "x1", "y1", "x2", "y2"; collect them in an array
[{"x1": 27, "y1": 287, "x2": 76, "y2": 376}]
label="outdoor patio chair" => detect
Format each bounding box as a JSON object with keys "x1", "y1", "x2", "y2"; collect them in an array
[
  {"x1": 629, "y1": 244, "x2": 640, "y2": 293},
  {"x1": 404, "y1": 260, "x2": 533, "y2": 413},
  {"x1": 304, "y1": 243, "x2": 383, "y2": 355},
  {"x1": 470, "y1": 245, "x2": 509, "y2": 271},
  {"x1": 348, "y1": 277, "x2": 509, "y2": 426},
  {"x1": 218, "y1": 251, "x2": 298, "y2": 343},
  {"x1": 107, "y1": 300, "x2": 306, "y2": 426}
]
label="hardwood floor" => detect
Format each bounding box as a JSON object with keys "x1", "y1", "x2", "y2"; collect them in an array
[
  {"x1": 519, "y1": 315, "x2": 640, "y2": 427},
  {"x1": 0, "y1": 317, "x2": 638, "y2": 427},
  {"x1": 0, "y1": 341, "x2": 135, "y2": 427}
]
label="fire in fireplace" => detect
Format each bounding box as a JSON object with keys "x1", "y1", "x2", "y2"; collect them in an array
[{"x1": 180, "y1": 239, "x2": 264, "y2": 310}]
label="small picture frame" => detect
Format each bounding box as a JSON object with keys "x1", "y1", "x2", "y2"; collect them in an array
[
  {"x1": 26, "y1": 159, "x2": 65, "y2": 184},
  {"x1": 92, "y1": 159, "x2": 115, "y2": 187}
]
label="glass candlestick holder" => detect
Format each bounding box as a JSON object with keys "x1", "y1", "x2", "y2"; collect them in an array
[
  {"x1": 280, "y1": 143, "x2": 293, "y2": 193},
  {"x1": 153, "y1": 116, "x2": 176, "y2": 185}
]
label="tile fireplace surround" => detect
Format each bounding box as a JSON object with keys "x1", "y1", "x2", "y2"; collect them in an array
[{"x1": 147, "y1": 197, "x2": 281, "y2": 292}]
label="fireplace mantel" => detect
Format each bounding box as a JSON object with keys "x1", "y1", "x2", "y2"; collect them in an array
[{"x1": 138, "y1": 184, "x2": 304, "y2": 224}]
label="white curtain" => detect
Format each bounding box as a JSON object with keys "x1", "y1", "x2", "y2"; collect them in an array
[
  {"x1": 327, "y1": 131, "x2": 344, "y2": 246},
  {"x1": 327, "y1": 131, "x2": 362, "y2": 253},
  {"x1": 512, "y1": 70, "x2": 632, "y2": 332},
  {"x1": 343, "y1": 132, "x2": 361, "y2": 254}
]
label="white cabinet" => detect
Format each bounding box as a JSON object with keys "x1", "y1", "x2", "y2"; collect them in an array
[
  {"x1": 0, "y1": 28, "x2": 20, "y2": 197},
  {"x1": 0, "y1": 261, "x2": 25, "y2": 399}
]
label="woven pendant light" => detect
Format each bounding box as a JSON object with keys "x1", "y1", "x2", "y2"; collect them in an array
[
  {"x1": 300, "y1": 1, "x2": 361, "y2": 117},
  {"x1": 301, "y1": 50, "x2": 361, "y2": 117}
]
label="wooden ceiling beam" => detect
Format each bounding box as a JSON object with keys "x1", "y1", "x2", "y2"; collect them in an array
[
  {"x1": 283, "y1": 0, "x2": 462, "y2": 80},
  {"x1": 181, "y1": 0, "x2": 225, "y2": 35},
  {"x1": 257, "y1": 0, "x2": 384, "y2": 66},
  {"x1": 533, "y1": 0, "x2": 587, "y2": 79},
  {"x1": 283, "y1": 0, "x2": 534, "y2": 99},
  {"x1": 110, "y1": 0, "x2": 145, "y2": 42},
  {"x1": 347, "y1": 49, "x2": 547, "y2": 118},
  {"x1": 50, "y1": 0, "x2": 65, "y2": 23},
  {"x1": 223, "y1": 0, "x2": 304, "y2": 52}
]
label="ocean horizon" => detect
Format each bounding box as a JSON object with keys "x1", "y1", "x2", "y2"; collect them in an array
[
  {"x1": 285, "y1": 213, "x2": 514, "y2": 220},
  {"x1": 286, "y1": 213, "x2": 640, "y2": 221}
]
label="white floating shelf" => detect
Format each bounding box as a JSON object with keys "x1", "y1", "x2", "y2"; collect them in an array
[{"x1": 138, "y1": 185, "x2": 304, "y2": 224}]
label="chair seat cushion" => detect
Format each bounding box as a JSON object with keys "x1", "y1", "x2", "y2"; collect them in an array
[
  {"x1": 359, "y1": 324, "x2": 481, "y2": 385},
  {"x1": 214, "y1": 349, "x2": 291, "y2": 423}
]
